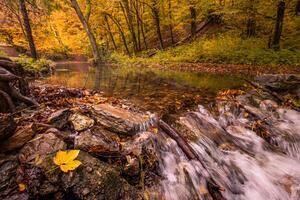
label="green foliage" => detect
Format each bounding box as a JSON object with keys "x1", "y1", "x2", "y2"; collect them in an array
[
  {"x1": 113, "y1": 31, "x2": 300, "y2": 66},
  {"x1": 14, "y1": 56, "x2": 52, "y2": 74},
  {"x1": 42, "y1": 47, "x2": 71, "y2": 61},
  {"x1": 0, "y1": 50, "x2": 8, "y2": 57}
]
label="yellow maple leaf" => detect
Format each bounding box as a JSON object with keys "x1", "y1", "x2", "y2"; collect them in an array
[
  {"x1": 18, "y1": 183, "x2": 26, "y2": 192},
  {"x1": 53, "y1": 150, "x2": 82, "y2": 173}
]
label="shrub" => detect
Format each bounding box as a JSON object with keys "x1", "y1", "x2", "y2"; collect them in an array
[{"x1": 14, "y1": 55, "x2": 52, "y2": 75}]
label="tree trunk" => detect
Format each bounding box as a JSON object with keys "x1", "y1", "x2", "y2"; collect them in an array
[
  {"x1": 190, "y1": 5, "x2": 197, "y2": 37},
  {"x1": 168, "y1": 0, "x2": 175, "y2": 44},
  {"x1": 152, "y1": 2, "x2": 164, "y2": 50},
  {"x1": 104, "y1": 15, "x2": 117, "y2": 51},
  {"x1": 296, "y1": 0, "x2": 300, "y2": 15},
  {"x1": 70, "y1": 0, "x2": 102, "y2": 90},
  {"x1": 19, "y1": 0, "x2": 37, "y2": 59},
  {"x1": 107, "y1": 14, "x2": 131, "y2": 56},
  {"x1": 272, "y1": 1, "x2": 285, "y2": 50},
  {"x1": 120, "y1": 0, "x2": 138, "y2": 53},
  {"x1": 85, "y1": 0, "x2": 91, "y2": 22},
  {"x1": 246, "y1": 18, "x2": 256, "y2": 37},
  {"x1": 246, "y1": 0, "x2": 256, "y2": 38}
]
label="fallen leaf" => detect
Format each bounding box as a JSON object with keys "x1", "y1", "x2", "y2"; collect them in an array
[
  {"x1": 53, "y1": 150, "x2": 82, "y2": 173},
  {"x1": 18, "y1": 183, "x2": 26, "y2": 192}
]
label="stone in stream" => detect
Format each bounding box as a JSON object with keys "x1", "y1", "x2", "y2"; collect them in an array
[
  {"x1": 0, "y1": 114, "x2": 17, "y2": 141},
  {"x1": 48, "y1": 108, "x2": 71, "y2": 129},
  {"x1": 255, "y1": 74, "x2": 300, "y2": 92},
  {"x1": 91, "y1": 104, "x2": 152, "y2": 136},
  {"x1": 69, "y1": 113, "x2": 94, "y2": 131},
  {"x1": 0, "y1": 124, "x2": 35, "y2": 152},
  {"x1": 74, "y1": 127, "x2": 120, "y2": 156}
]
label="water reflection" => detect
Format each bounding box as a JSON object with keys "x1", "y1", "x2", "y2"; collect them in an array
[{"x1": 45, "y1": 65, "x2": 245, "y2": 115}]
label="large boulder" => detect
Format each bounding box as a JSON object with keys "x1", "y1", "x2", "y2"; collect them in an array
[
  {"x1": 42, "y1": 151, "x2": 142, "y2": 200},
  {"x1": 1, "y1": 124, "x2": 35, "y2": 152},
  {"x1": 18, "y1": 132, "x2": 67, "y2": 165},
  {"x1": 91, "y1": 104, "x2": 151, "y2": 136}
]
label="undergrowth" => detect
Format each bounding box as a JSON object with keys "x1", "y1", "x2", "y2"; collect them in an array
[{"x1": 110, "y1": 31, "x2": 300, "y2": 66}]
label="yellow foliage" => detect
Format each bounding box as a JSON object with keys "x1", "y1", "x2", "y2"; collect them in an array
[{"x1": 53, "y1": 150, "x2": 82, "y2": 173}]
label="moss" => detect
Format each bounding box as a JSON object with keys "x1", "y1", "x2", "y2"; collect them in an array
[{"x1": 13, "y1": 55, "x2": 52, "y2": 75}]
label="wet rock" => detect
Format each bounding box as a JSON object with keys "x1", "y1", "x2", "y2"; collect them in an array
[
  {"x1": 0, "y1": 114, "x2": 17, "y2": 141},
  {"x1": 74, "y1": 128, "x2": 120, "y2": 156},
  {"x1": 43, "y1": 151, "x2": 142, "y2": 200},
  {"x1": 1, "y1": 124, "x2": 35, "y2": 152},
  {"x1": 91, "y1": 104, "x2": 150, "y2": 136},
  {"x1": 255, "y1": 74, "x2": 300, "y2": 92},
  {"x1": 0, "y1": 155, "x2": 18, "y2": 192},
  {"x1": 18, "y1": 132, "x2": 66, "y2": 165},
  {"x1": 48, "y1": 108, "x2": 71, "y2": 129},
  {"x1": 260, "y1": 100, "x2": 278, "y2": 111},
  {"x1": 123, "y1": 156, "x2": 140, "y2": 179},
  {"x1": 69, "y1": 113, "x2": 94, "y2": 131}
]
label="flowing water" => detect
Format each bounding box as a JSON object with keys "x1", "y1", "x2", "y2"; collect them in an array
[{"x1": 152, "y1": 101, "x2": 300, "y2": 200}]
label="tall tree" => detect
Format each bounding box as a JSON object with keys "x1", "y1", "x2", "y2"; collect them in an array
[
  {"x1": 272, "y1": 0, "x2": 285, "y2": 50},
  {"x1": 70, "y1": 0, "x2": 101, "y2": 64},
  {"x1": 296, "y1": 0, "x2": 300, "y2": 15},
  {"x1": 120, "y1": 0, "x2": 138, "y2": 53},
  {"x1": 18, "y1": 0, "x2": 37, "y2": 59},
  {"x1": 151, "y1": 0, "x2": 164, "y2": 50},
  {"x1": 190, "y1": 4, "x2": 197, "y2": 37}
]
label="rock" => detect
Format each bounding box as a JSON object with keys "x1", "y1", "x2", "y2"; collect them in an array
[
  {"x1": 18, "y1": 132, "x2": 66, "y2": 165},
  {"x1": 74, "y1": 127, "x2": 120, "y2": 156},
  {"x1": 48, "y1": 109, "x2": 71, "y2": 129},
  {"x1": 259, "y1": 100, "x2": 278, "y2": 111},
  {"x1": 0, "y1": 154, "x2": 18, "y2": 192},
  {"x1": 43, "y1": 151, "x2": 142, "y2": 200},
  {"x1": 91, "y1": 104, "x2": 151, "y2": 136},
  {"x1": 69, "y1": 113, "x2": 94, "y2": 131},
  {"x1": 0, "y1": 114, "x2": 17, "y2": 141},
  {"x1": 1, "y1": 124, "x2": 35, "y2": 152},
  {"x1": 255, "y1": 74, "x2": 300, "y2": 92}
]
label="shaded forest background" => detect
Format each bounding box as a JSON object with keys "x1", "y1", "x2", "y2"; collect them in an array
[{"x1": 0, "y1": 0, "x2": 299, "y2": 65}]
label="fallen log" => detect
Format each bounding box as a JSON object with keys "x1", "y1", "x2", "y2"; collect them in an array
[{"x1": 158, "y1": 120, "x2": 224, "y2": 199}]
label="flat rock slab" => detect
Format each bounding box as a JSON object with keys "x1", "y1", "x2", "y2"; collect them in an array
[
  {"x1": 0, "y1": 115, "x2": 17, "y2": 141},
  {"x1": 91, "y1": 104, "x2": 152, "y2": 136},
  {"x1": 0, "y1": 124, "x2": 35, "y2": 152},
  {"x1": 69, "y1": 113, "x2": 94, "y2": 131}
]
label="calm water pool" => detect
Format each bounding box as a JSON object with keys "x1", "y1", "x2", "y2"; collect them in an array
[{"x1": 44, "y1": 64, "x2": 245, "y2": 115}]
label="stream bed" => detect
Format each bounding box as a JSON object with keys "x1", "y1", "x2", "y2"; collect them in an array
[{"x1": 44, "y1": 64, "x2": 245, "y2": 115}]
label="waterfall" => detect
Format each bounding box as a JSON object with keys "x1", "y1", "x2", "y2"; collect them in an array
[{"x1": 151, "y1": 99, "x2": 300, "y2": 200}]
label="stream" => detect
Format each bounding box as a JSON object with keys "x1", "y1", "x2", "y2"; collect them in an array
[
  {"x1": 43, "y1": 63, "x2": 300, "y2": 200},
  {"x1": 44, "y1": 63, "x2": 244, "y2": 115}
]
